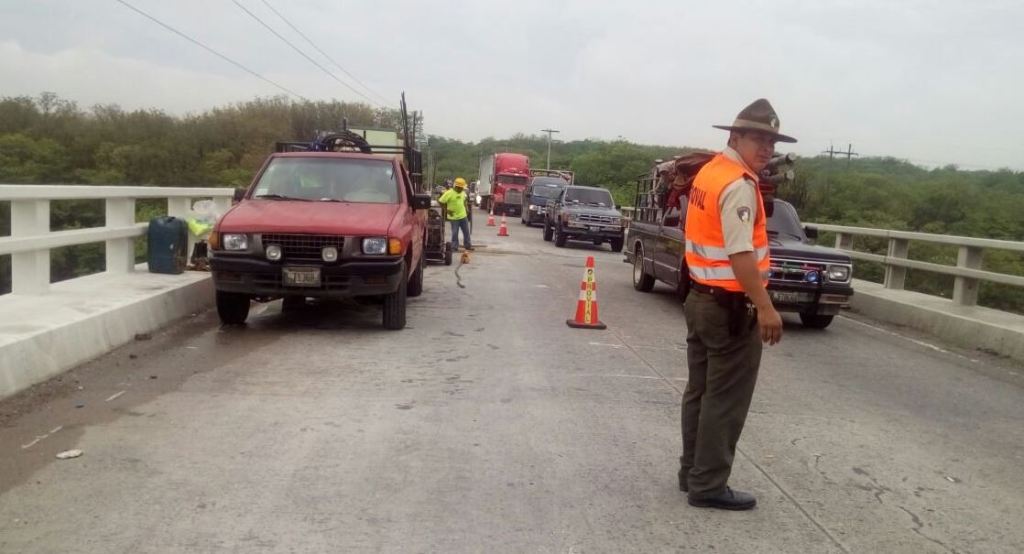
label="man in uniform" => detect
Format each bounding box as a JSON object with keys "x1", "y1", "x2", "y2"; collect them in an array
[{"x1": 679, "y1": 99, "x2": 794, "y2": 510}]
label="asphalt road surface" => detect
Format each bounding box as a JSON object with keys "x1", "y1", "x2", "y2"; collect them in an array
[{"x1": 2, "y1": 220, "x2": 1023, "y2": 553}]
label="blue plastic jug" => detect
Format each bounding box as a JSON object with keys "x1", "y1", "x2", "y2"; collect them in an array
[{"x1": 147, "y1": 216, "x2": 188, "y2": 274}]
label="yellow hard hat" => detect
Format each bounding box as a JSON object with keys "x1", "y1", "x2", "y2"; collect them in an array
[{"x1": 454, "y1": 177, "x2": 467, "y2": 188}]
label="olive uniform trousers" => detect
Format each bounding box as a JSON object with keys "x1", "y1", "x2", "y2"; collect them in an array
[{"x1": 679, "y1": 288, "x2": 763, "y2": 498}]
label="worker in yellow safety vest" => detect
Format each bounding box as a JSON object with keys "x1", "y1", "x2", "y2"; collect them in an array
[
  {"x1": 439, "y1": 177, "x2": 473, "y2": 252},
  {"x1": 679, "y1": 98, "x2": 795, "y2": 511}
]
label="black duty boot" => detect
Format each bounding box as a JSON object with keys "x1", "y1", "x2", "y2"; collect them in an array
[
  {"x1": 677, "y1": 469, "x2": 688, "y2": 492},
  {"x1": 688, "y1": 487, "x2": 757, "y2": 511}
]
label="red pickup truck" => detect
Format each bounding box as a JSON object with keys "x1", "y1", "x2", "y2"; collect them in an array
[{"x1": 209, "y1": 148, "x2": 431, "y2": 330}]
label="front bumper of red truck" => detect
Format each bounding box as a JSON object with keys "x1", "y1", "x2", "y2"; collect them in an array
[{"x1": 210, "y1": 255, "x2": 405, "y2": 299}]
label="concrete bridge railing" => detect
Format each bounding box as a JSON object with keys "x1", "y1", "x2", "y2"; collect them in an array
[
  {"x1": 0, "y1": 185, "x2": 233, "y2": 293},
  {"x1": 805, "y1": 223, "x2": 1024, "y2": 308}
]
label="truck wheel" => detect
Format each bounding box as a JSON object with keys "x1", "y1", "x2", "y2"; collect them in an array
[
  {"x1": 543, "y1": 220, "x2": 554, "y2": 242},
  {"x1": 408, "y1": 255, "x2": 425, "y2": 298},
  {"x1": 632, "y1": 245, "x2": 655, "y2": 292},
  {"x1": 554, "y1": 226, "x2": 567, "y2": 247},
  {"x1": 216, "y1": 291, "x2": 251, "y2": 325},
  {"x1": 610, "y1": 238, "x2": 624, "y2": 253},
  {"x1": 383, "y1": 274, "x2": 408, "y2": 330},
  {"x1": 799, "y1": 313, "x2": 834, "y2": 329}
]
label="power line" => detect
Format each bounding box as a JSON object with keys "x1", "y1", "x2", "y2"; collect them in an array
[
  {"x1": 114, "y1": 0, "x2": 308, "y2": 101},
  {"x1": 231, "y1": 0, "x2": 378, "y2": 106},
  {"x1": 259, "y1": 0, "x2": 392, "y2": 105}
]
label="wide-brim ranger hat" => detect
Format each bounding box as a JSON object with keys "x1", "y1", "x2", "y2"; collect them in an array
[{"x1": 713, "y1": 98, "x2": 797, "y2": 143}]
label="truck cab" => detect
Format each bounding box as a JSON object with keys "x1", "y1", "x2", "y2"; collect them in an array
[
  {"x1": 210, "y1": 143, "x2": 431, "y2": 330},
  {"x1": 478, "y1": 153, "x2": 530, "y2": 216}
]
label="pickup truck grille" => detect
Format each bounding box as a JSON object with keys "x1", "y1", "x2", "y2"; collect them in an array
[
  {"x1": 261, "y1": 233, "x2": 344, "y2": 262},
  {"x1": 577, "y1": 214, "x2": 617, "y2": 225},
  {"x1": 769, "y1": 258, "x2": 827, "y2": 283}
]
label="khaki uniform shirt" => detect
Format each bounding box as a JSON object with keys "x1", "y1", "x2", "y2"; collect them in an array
[{"x1": 718, "y1": 147, "x2": 760, "y2": 255}]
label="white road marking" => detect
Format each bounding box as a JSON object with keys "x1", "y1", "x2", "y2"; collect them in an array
[
  {"x1": 840, "y1": 316, "x2": 979, "y2": 363},
  {"x1": 105, "y1": 391, "x2": 126, "y2": 402},
  {"x1": 574, "y1": 373, "x2": 687, "y2": 382},
  {"x1": 588, "y1": 342, "x2": 625, "y2": 349},
  {"x1": 21, "y1": 425, "x2": 64, "y2": 450}
]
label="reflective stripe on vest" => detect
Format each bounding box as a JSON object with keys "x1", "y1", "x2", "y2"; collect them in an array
[
  {"x1": 689, "y1": 265, "x2": 771, "y2": 282},
  {"x1": 683, "y1": 153, "x2": 771, "y2": 293},
  {"x1": 685, "y1": 239, "x2": 768, "y2": 263}
]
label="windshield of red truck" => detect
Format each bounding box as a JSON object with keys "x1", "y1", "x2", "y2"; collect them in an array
[
  {"x1": 253, "y1": 157, "x2": 399, "y2": 203},
  {"x1": 565, "y1": 187, "x2": 613, "y2": 206},
  {"x1": 497, "y1": 175, "x2": 529, "y2": 185}
]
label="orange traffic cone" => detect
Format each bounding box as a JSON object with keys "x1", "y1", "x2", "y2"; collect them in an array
[
  {"x1": 566, "y1": 256, "x2": 606, "y2": 329},
  {"x1": 497, "y1": 214, "x2": 509, "y2": 237},
  {"x1": 486, "y1": 209, "x2": 496, "y2": 227}
]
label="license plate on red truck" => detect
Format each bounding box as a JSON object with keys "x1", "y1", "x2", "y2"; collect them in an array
[{"x1": 283, "y1": 267, "x2": 321, "y2": 287}]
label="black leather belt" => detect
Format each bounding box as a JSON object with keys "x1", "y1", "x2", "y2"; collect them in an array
[{"x1": 690, "y1": 281, "x2": 736, "y2": 297}]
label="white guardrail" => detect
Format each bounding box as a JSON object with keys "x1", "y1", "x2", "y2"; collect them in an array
[
  {"x1": 805, "y1": 223, "x2": 1024, "y2": 307},
  {"x1": 0, "y1": 185, "x2": 233, "y2": 295}
]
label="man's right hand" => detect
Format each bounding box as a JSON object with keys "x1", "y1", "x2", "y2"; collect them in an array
[{"x1": 757, "y1": 306, "x2": 783, "y2": 345}]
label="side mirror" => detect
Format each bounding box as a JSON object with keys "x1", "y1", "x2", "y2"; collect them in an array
[
  {"x1": 663, "y1": 215, "x2": 681, "y2": 228},
  {"x1": 232, "y1": 187, "x2": 246, "y2": 203},
  {"x1": 804, "y1": 226, "x2": 819, "y2": 239},
  {"x1": 411, "y1": 193, "x2": 432, "y2": 210}
]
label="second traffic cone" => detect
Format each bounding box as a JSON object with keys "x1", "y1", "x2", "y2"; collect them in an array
[
  {"x1": 497, "y1": 214, "x2": 509, "y2": 237},
  {"x1": 566, "y1": 256, "x2": 606, "y2": 330},
  {"x1": 486, "y1": 209, "x2": 496, "y2": 227}
]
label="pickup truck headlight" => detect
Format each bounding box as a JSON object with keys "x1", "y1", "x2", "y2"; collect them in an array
[
  {"x1": 827, "y1": 265, "x2": 851, "y2": 282},
  {"x1": 362, "y1": 237, "x2": 388, "y2": 255},
  {"x1": 222, "y1": 233, "x2": 248, "y2": 251}
]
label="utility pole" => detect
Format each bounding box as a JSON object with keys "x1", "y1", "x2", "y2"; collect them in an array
[
  {"x1": 822, "y1": 143, "x2": 859, "y2": 167},
  {"x1": 540, "y1": 128, "x2": 560, "y2": 169}
]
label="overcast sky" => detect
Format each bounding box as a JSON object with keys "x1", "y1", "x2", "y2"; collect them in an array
[{"x1": 1, "y1": 0, "x2": 1022, "y2": 169}]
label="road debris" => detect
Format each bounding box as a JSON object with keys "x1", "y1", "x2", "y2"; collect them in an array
[{"x1": 56, "y1": 449, "x2": 83, "y2": 460}]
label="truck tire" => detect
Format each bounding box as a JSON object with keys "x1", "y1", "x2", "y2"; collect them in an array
[
  {"x1": 408, "y1": 254, "x2": 424, "y2": 298},
  {"x1": 610, "y1": 238, "x2": 624, "y2": 253},
  {"x1": 632, "y1": 245, "x2": 655, "y2": 292},
  {"x1": 799, "y1": 313, "x2": 834, "y2": 329},
  {"x1": 554, "y1": 225, "x2": 567, "y2": 247},
  {"x1": 217, "y1": 291, "x2": 250, "y2": 325},
  {"x1": 543, "y1": 220, "x2": 554, "y2": 242},
  {"x1": 383, "y1": 273, "x2": 408, "y2": 330}
]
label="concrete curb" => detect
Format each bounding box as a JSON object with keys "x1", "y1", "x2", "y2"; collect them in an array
[
  {"x1": 0, "y1": 267, "x2": 214, "y2": 400},
  {"x1": 848, "y1": 279, "x2": 1024, "y2": 363}
]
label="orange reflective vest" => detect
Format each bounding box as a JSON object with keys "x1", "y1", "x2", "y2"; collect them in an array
[{"x1": 684, "y1": 153, "x2": 770, "y2": 293}]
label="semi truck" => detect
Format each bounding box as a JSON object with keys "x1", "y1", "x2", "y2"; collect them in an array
[{"x1": 477, "y1": 153, "x2": 530, "y2": 216}]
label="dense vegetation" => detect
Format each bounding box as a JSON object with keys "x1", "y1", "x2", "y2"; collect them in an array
[{"x1": 2, "y1": 93, "x2": 1022, "y2": 312}]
